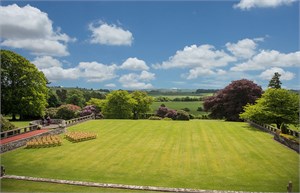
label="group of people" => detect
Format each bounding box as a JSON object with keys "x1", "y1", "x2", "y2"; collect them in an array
[{"x1": 41, "y1": 115, "x2": 51, "y2": 126}]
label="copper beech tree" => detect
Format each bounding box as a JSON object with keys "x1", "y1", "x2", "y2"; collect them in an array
[{"x1": 203, "y1": 79, "x2": 263, "y2": 121}]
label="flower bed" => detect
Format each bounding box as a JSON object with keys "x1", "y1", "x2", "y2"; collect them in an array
[
  {"x1": 65, "y1": 131, "x2": 97, "y2": 143},
  {"x1": 26, "y1": 135, "x2": 62, "y2": 148}
]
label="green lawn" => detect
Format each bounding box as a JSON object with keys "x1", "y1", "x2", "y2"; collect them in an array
[
  {"x1": 1, "y1": 120, "x2": 299, "y2": 192},
  {"x1": 9, "y1": 121, "x2": 31, "y2": 128},
  {"x1": 150, "y1": 101, "x2": 206, "y2": 116}
]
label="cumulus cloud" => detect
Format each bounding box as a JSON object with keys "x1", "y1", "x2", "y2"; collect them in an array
[
  {"x1": 105, "y1": 83, "x2": 116, "y2": 88},
  {"x1": 226, "y1": 38, "x2": 260, "y2": 59},
  {"x1": 32, "y1": 56, "x2": 117, "y2": 83},
  {"x1": 78, "y1": 62, "x2": 118, "y2": 82},
  {"x1": 154, "y1": 44, "x2": 236, "y2": 69},
  {"x1": 119, "y1": 71, "x2": 155, "y2": 89},
  {"x1": 259, "y1": 67, "x2": 295, "y2": 80},
  {"x1": 234, "y1": 0, "x2": 296, "y2": 10},
  {"x1": 89, "y1": 21, "x2": 133, "y2": 46},
  {"x1": 230, "y1": 50, "x2": 300, "y2": 71},
  {"x1": 120, "y1": 57, "x2": 149, "y2": 71},
  {"x1": 0, "y1": 4, "x2": 75, "y2": 56}
]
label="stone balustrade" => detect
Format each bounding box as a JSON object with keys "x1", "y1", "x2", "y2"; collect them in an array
[{"x1": 0, "y1": 125, "x2": 39, "y2": 139}]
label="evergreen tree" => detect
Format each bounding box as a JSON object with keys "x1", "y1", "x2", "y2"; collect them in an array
[{"x1": 268, "y1": 72, "x2": 282, "y2": 89}]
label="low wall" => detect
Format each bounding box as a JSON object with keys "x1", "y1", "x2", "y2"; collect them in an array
[
  {"x1": 0, "y1": 127, "x2": 66, "y2": 153},
  {"x1": 0, "y1": 114, "x2": 96, "y2": 153},
  {"x1": 0, "y1": 125, "x2": 39, "y2": 139},
  {"x1": 248, "y1": 120, "x2": 299, "y2": 153},
  {"x1": 274, "y1": 134, "x2": 299, "y2": 153}
]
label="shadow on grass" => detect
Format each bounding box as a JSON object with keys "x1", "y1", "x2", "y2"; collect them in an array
[{"x1": 242, "y1": 124, "x2": 267, "y2": 133}]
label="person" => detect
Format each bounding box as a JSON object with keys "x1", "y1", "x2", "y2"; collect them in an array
[
  {"x1": 46, "y1": 115, "x2": 51, "y2": 126},
  {"x1": 1, "y1": 165, "x2": 5, "y2": 177}
]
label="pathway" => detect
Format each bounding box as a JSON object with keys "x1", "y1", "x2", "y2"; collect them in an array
[
  {"x1": 0, "y1": 129, "x2": 49, "y2": 145},
  {"x1": 0, "y1": 124, "x2": 61, "y2": 145},
  {"x1": 2, "y1": 175, "x2": 268, "y2": 193}
]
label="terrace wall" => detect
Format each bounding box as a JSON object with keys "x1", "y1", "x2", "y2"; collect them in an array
[
  {"x1": 0, "y1": 114, "x2": 95, "y2": 153},
  {"x1": 248, "y1": 120, "x2": 299, "y2": 153}
]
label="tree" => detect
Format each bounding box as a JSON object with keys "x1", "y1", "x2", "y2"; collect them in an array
[
  {"x1": 1, "y1": 50, "x2": 48, "y2": 120},
  {"x1": 56, "y1": 89, "x2": 68, "y2": 103},
  {"x1": 102, "y1": 90, "x2": 136, "y2": 119},
  {"x1": 240, "y1": 88, "x2": 299, "y2": 129},
  {"x1": 66, "y1": 90, "x2": 85, "y2": 107},
  {"x1": 203, "y1": 79, "x2": 262, "y2": 121},
  {"x1": 268, "y1": 72, "x2": 282, "y2": 89},
  {"x1": 47, "y1": 90, "x2": 61, "y2": 107},
  {"x1": 131, "y1": 91, "x2": 153, "y2": 119},
  {"x1": 0, "y1": 115, "x2": 17, "y2": 131}
]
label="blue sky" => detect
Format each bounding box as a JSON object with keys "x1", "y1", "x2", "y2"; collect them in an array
[{"x1": 1, "y1": 0, "x2": 299, "y2": 90}]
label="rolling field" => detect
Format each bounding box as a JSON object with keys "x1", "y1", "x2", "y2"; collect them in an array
[
  {"x1": 150, "y1": 101, "x2": 206, "y2": 116},
  {"x1": 1, "y1": 120, "x2": 299, "y2": 192}
]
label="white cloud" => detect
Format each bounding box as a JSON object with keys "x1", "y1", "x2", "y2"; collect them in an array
[
  {"x1": 78, "y1": 62, "x2": 118, "y2": 82},
  {"x1": 41, "y1": 67, "x2": 80, "y2": 81},
  {"x1": 186, "y1": 68, "x2": 215, "y2": 79},
  {"x1": 119, "y1": 71, "x2": 155, "y2": 89},
  {"x1": 105, "y1": 83, "x2": 116, "y2": 88},
  {"x1": 230, "y1": 50, "x2": 300, "y2": 71},
  {"x1": 0, "y1": 4, "x2": 74, "y2": 56},
  {"x1": 154, "y1": 44, "x2": 236, "y2": 69},
  {"x1": 259, "y1": 67, "x2": 295, "y2": 80},
  {"x1": 32, "y1": 56, "x2": 62, "y2": 69},
  {"x1": 120, "y1": 57, "x2": 149, "y2": 71},
  {"x1": 226, "y1": 38, "x2": 259, "y2": 59},
  {"x1": 234, "y1": 0, "x2": 297, "y2": 10},
  {"x1": 89, "y1": 21, "x2": 133, "y2": 46}
]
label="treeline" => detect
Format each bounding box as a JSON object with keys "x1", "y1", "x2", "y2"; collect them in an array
[
  {"x1": 195, "y1": 89, "x2": 219, "y2": 94},
  {"x1": 155, "y1": 96, "x2": 205, "y2": 102}
]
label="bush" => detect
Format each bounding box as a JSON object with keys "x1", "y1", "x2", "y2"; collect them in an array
[
  {"x1": 189, "y1": 114, "x2": 195, "y2": 119},
  {"x1": 56, "y1": 104, "x2": 81, "y2": 120},
  {"x1": 148, "y1": 116, "x2": 162, "y2": 120},
  {"x1": 280, "y1": 123, "x2": 288, "y2": 134},
  {"x1": 156, "y1": 106, "x2": 169, "y2": 118},
  {"x1": 80, "y1": 105, "x2": 99, "y2": 117},
  {"x1": 0, "y1": 115, "x2": 17, "y2": 131},
  {"x1": 163, "y1": 117, "x2": 172, "y2": 121},
  {"x1": 197, "y1": 107, "x2": 203, "y2": 111},
  {"x1": 45, "y1": 108, "x2": 59, "y2": 119},
  {"x1": 176, "y1": 110, "x2": 190, "y2": 121},
  {"x1": 181, "y1": 107, "x2": 190, "y2": 112},
  {"x1": 165, "y1": 109, "x2": 177, "y2": 120}
]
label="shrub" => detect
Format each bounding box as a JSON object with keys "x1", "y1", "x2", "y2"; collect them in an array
[
  {"x1": 148, "y1": 116, "x2": 162, "y2": 120},
  {"x1": 181, "y1": 107, "x2": 190, "y2": 112},
  {"x1": 163, "y1": 117, "x2": 172, "y2": 121},
  {"x1": 189, "y1": 114, "x2": 195, "y2": 119},
  {"x1": 0, "y1": 115, "x2": 17, "y2": 131},
  {"x1": 56, "y1": 104, "x2": 81, "y2": 120},
  {"x1": 45, "y1": 108, "x2": 59, "y2": 119},
  {"x1": 280, "y1": 123, "x2": 288, "y2": 134},
  {"x1": 176, "y1": 110, "x2": 190, "y2": 121},
  {"x1": 197, "y1": 107, "x2": 203, "y2": 111},
  {"x1": 165, "y1": 109, "x2": 177, "y2": 120},
  {"x1": 80, "y1": 105, "x2": 99, "y2": 117},
  {"x1": 156, "y1": 106, "x2": 169, "y2": 118}
]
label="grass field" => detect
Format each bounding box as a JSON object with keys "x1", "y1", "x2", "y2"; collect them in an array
[
  {"x1": 1, "y1": 120, "x2": 299, "y2": 192},
  {"x1": 150, "y1": 101, "x2": 206, "y2": 116}
]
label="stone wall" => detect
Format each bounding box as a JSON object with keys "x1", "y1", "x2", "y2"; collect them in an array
[
  {"x1": 0, "y1": 127, "x2": 66, "y2": 153},
  {"x1": 248, "y1": 120, "x2": 299, "y2": 153}
]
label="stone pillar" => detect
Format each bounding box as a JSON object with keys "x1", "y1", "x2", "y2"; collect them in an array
[{"x1": 287, "y1": 181, "x2": 292, "y2": 193}]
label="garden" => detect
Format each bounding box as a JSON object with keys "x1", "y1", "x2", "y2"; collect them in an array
[{"x1": 1, "y1": 120, "x2": 299, "y2": 192}]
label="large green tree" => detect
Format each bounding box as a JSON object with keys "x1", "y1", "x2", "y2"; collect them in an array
[
  {"x1": 66, "y1": 90, "x2": 85, "y2": 107},
  {"x1": 268, "y1": 72, "x2": 282, "y2": 89},
  {"x1": 240, "y1": 88, "x2": 299, "y2": 129},
  {"x1": 1, "y1": 50, "x2": 48, "y2": 120},
  {"x1": 102, "y1": 90, "x2": 136, "y2": 119},
  {"x1": 131, "y1": 91, "x2": 154, "y2": 119}
]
